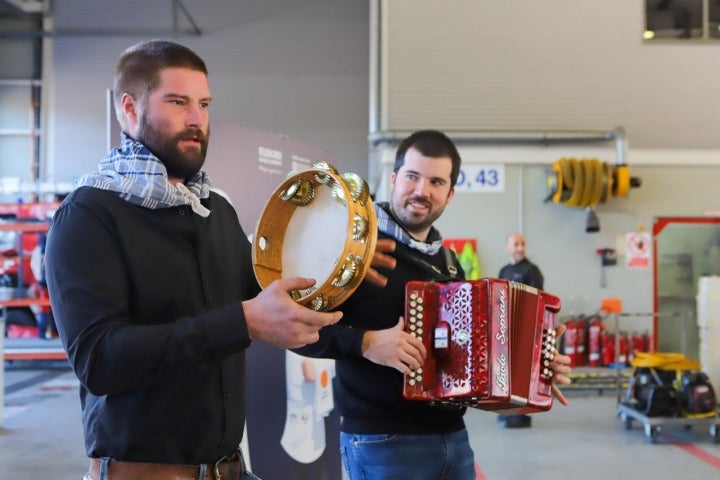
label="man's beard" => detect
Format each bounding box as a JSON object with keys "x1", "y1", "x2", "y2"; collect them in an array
[
  {"x1": 390, "y1": 195, "x2": 444, "y2": 238},
  {"x1": 137, "y1": 115, "x2": 209, "y2": 181}
]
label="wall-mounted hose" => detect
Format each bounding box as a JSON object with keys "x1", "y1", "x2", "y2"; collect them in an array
[{"x1": 546, "y1": 157, "x2": 641, "y2": 232}]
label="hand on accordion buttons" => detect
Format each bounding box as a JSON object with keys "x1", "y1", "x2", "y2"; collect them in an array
[
  {"x1": 550, "y1": 323, "x2": 573, "y2": 406},
  {"x1": 361, "y1": 316, "x2": 426, "y2": 373},
  {"x1": 364, "y1": 239, "x2": 397, "y2": 288}
]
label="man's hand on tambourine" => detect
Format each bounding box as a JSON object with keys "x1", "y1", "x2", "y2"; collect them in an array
[
  {"x1": 364, "y1": 239, "x2": 397, "y2": 287},
  {"x1": 242, "y1": 277, "x2": 342, "y2": 349},
  {"x1": 550, "y1": 323, "x2": 573, "y2": 406}
]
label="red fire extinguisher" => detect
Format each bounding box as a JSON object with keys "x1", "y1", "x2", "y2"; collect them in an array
[
  {"x1": 588, "y1": 316, "x2": 604, "y2": 367},
  {"x1": 575, "y1": 316, "x2": 587, "y2": 366},
  {"x1": 617, "y1": 332, "x2": 630, "y2": 366},
  {"x1": 629, "y1": 331, "x2": 645, "y2": 363},
  {"x1": 563, "y1": 318, "x2": 579, "y2": 367},
  {"x1": 644, "y1": 329, "x2": 654, "y2": 353},
  {"x1": 601, "y1": 332, "x2": 615, "y2": 367}
]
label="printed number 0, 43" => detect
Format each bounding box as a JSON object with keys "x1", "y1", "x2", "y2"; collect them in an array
[{"x1": 455, "y1": 164, "x2": 505, "y2": 193}]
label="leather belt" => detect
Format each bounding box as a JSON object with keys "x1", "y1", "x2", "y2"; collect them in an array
[{"x1": 87, "y1": 450, "x2": 243, "y2": 480}]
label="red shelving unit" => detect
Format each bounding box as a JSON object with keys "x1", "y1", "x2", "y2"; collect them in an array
[{"x1": 1, "y1": 219, "x2": 66, "y2": 362}]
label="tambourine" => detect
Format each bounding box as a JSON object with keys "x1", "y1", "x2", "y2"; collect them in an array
[{"x1": 252, "y1": 162, "x2": 378, "y2": 311}]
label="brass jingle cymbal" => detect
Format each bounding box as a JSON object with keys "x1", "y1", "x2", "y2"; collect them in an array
[
  {"x1": 332, "y1": 254, "x2": 364, "y2": 289},
  {"x1": 279, "y1": 178, "x2": 302, "y2": 201},
  {"x1": 287, "y1": 178, "x2": 316, "y2": 206},
  {"x1": 341, "y1": 172, "x2": 370, "y2": 206},
  {"x1": 352, "y1": 213, "x2": 370, "y2": 242},
  {"x1": 313, "y1": 161, "x2": 338, "y2": 185}
]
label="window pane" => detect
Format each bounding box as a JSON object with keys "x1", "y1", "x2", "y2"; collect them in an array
[
  {"x1": 645, "y1": 0, "x2": 703, "y2": 40},
  {"x1": 709, "y1": 0, "x2": 720, "y2": 37}
]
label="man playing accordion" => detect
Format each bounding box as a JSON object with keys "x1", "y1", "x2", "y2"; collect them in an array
[{"x1": 295, "y1": 130, "x2": 572, "y2": 480}]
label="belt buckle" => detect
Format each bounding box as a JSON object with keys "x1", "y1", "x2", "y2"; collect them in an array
[{"x1": 212, "y1": 454, "x2": 230, "y2": 480}]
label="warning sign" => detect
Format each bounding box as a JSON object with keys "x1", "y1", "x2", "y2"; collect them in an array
[{"x1": 626, "y1": 231, "x2": 651, "y2": 268}]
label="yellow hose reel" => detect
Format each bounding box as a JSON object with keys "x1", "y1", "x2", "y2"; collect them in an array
[
  {"x1": 546, "y1": 158, "x2": 641, "y2": 232},
  {"x1": 547, "y1": 158, "x2": 640, "y2": 207}
]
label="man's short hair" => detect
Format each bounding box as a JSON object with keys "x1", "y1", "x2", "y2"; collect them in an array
[
  {"x1": 394, "y1": 130, "x2": 462, "y2": 187},
  {"x1": 113, "y1": 40, "x2": 208, "y2": 130}
]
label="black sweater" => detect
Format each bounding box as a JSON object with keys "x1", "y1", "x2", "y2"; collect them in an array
[
  {"x1": 45, "y1": 187, "x2": 258, "y2": 464},
  {"x1": 498, "y1": 258, "x2": 544, "y2": 290},
  {"x1": 295, "y1": 234, "x2": 466, "y2": 434}
]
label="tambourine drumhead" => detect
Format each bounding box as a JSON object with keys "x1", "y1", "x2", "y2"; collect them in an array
[{"x1": 253, "y1": 166, "x2": 378, "y2": 311}]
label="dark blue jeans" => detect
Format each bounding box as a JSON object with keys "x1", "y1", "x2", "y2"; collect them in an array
[{"x1": 340, "y1": 429, "x2": 476, "y2": 480}]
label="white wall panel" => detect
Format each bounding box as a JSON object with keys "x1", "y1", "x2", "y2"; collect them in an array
[{"x1": 377, "y1": 0, "x2": 720, "y2": 150}]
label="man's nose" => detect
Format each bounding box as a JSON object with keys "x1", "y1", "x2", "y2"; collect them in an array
[
  {"x1": 186, "y1": 104, "x2": 205, "y2": 128},
  {"x1": 414, "y1": 179, "x2": 430, "y2": 196}
]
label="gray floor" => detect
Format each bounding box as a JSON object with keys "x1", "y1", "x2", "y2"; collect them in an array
[{"x1": 2, "y1": 362, "x2": 720, "y2": 480}]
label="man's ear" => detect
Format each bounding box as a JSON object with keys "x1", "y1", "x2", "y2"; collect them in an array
[
  {"x1": 446, "y1": 186, "x2": 455, "y2": 204},
  {"x1": 120, "y1": 93, "x2": 140, "y2": 133}
]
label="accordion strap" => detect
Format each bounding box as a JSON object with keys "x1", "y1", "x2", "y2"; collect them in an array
[
  {"x1": 395, "y1": 246, "x2": 461, "y2": 281},
  {"x1": 443, "y1": 248, "x2": 458, "y2": 278}
]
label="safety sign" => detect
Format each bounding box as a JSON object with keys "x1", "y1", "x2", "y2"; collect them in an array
[{"x1": 626, "y1": 231, "x2": 651, "y2": 268}]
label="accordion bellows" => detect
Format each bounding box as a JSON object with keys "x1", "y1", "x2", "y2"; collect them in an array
[{"x1": 403, "y1": 278, "x2": 561, "y2": 414}]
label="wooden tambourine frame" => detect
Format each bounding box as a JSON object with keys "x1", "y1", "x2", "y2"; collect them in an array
[{"x1": 253, "y1": 164, "x2": 378, "y2": 311}]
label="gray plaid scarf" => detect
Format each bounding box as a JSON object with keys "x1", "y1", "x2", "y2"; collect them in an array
[
  {"x1": 74, "y1": 133, "x2": 212, "y2": 217},
  {"x1": 374, "y1": 201, "x2": 444, "y2": 255}
]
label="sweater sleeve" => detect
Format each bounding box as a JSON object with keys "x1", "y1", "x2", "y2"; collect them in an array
[{"x1": 293, "y1": 322, "x2": 367, "y2": 359}]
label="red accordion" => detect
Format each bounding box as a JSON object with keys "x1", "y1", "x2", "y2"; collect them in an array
[{"x1": 402, "y1": 278, "x2": 561, "y2": 414}]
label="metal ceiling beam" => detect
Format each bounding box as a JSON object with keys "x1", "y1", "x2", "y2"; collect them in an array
[
  {"x1": 0, "y1": 0, "x2": 201, "y2": 37},
  {"x1": 172, "y1": 0, "x2": 201, "y2": 35},
  {"x1": 3, "y1": 0, "x2": 46, "y2": 14},
  {"x1": 369, "y1": 127, "x2": 629, "y2": 165},
  {"x1": 0, "y1": 28, "x2": 201, "y2": 38}
]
